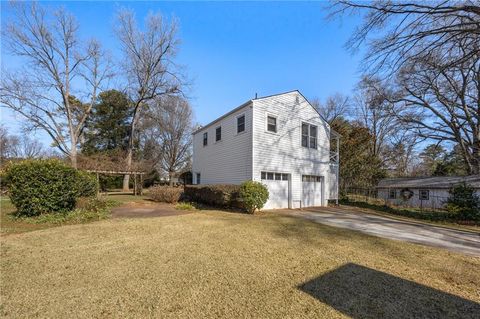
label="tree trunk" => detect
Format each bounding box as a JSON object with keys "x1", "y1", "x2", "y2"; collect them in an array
[
  {"x1": 70, "y1": 136, "x2": 77, "y2": 169},
  {"x1": 123, "y1": 106, "x2": 139, "y2": 192},
  {"x1": 169, "y1": 171, "x2": 174, "y2": 186},
  {"x1": 122, "y1": 147, "x2": 132, "y2": 191}
]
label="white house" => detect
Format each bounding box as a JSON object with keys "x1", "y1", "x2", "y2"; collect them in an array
[
  {"x1": 377, "y1": 176, "x2": 480, "y2": 210},
  {"x1": 192, "y1": 90, "x2": 339, "y2": 209}
]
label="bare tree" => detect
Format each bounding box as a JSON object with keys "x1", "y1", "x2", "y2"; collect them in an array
[
  {"x1": 0, "y1": 125, "x2": 45, "y2": 160},
  {"x1": 0, "y1": 2, "x2": 111, "y2": 168},
  {"x1": 393, "y1": 40, "x2": 480, "y2": 174},
  {"x1": 141, "y1": 96, "x2": 193, "y2": 185},
  {"x1": 116, "y1": 9, "x2": 183, "y2": 190},
  {"x1": 353, "y1": 77, "x2": 399, "y2": 159},
  {"x1": 330, "y1": 1, "x2": 480, "y2": 77},
  {"x1": 311, "y1": 93, "x2": 350, "y2": 124}
]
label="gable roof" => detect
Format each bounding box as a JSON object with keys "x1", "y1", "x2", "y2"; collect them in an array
[
  {"x1": 377, "y1": 176, "x2": 480, "y2": 189},
  {"x1": 193, "y1": 90, "x2": 334, "y2": 135}
]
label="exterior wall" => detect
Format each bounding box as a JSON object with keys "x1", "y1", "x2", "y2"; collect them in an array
[
  {"x1": 192, "y1": 103, "x2": 253, "y2": 185},
  {"x1": 378, "y1": 188, "x2": 451, "y2": 209},
  {"x1": 251, "y1": 92, "x2": 332, "y2": 208},
  {"x1": 329, "y1": 164, "x2": 339, "y2": 200}
]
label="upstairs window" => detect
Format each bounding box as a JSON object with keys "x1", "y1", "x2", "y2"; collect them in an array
[
  {"x1": 302, "y1": 123, "x2": 317, "y2": 149},
  {"x1": 203, "y1": 132, "x2": 208, "y2": 146},
  {"x1": 216, "y1": 126, "x2": 221, "y2": 142},
  {"x1": 267, "y1": 116, "x2": 277, "y2": 133},
  {"x1": 237, "y1": 115, "x2": 245, "y2": 133}
]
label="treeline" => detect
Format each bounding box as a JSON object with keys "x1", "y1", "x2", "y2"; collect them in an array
[
  {"x1": 0, "y1": 2, "x2": 192, "y2": 188},
  {"x1": 321, "y1": 1, "x2": 480, "y2": 190}
]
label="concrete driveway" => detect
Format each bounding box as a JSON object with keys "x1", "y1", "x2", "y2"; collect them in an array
[{"x1": 284, "y1": 206, "x2": 480, "y2": 256}]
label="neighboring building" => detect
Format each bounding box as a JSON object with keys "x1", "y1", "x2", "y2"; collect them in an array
[
  {"x1": 192, "y1": 90, "x2": 339, "y2": 209},
  {"x1": 377, "y1": 176, "x2": 480, "y2": 209}
]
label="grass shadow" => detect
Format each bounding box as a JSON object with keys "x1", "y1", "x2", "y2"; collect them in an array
[{"x1": 299, "y1": 263, "x2": 480, "y2": 319}]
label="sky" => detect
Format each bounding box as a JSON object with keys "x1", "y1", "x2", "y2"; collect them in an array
[{"x1": 1, "y1": 1, "x2": 363, "y2": 148}]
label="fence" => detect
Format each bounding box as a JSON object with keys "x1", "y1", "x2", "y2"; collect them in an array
[{"x1": 344, "y1": 188, "x2": 450, "y2": 212}]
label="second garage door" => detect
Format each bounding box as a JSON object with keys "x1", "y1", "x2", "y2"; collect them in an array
[
  {"x1": 261, "y1": 171, "x2": 290, "y2": 209},
  {"x1": 302, "y1": 175, "x2": 324, "y2": 207}
]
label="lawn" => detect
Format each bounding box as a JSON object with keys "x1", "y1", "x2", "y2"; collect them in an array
[{"x1": 1, "y1": 207, "x2": 479, "y2": 318}]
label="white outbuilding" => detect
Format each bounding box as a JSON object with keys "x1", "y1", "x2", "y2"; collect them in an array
[{"x1": 192, "y1": 90, "x2": 339, "y2": 209}]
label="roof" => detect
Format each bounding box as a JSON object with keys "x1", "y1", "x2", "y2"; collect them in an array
[
  {"x1": 193, "y1": 90, "x2": 337, "y2": 135},
  {"x1": 377, "y1": 175, "x2": 480, "y2": 189}
]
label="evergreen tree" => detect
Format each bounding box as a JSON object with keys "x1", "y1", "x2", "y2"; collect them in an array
[{"x1": 82, "y1": 90, "x2": 132, "y2": 155}]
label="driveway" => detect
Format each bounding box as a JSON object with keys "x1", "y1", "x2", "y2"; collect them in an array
[{"x1": 283, "y1": 206, "x2": 480, "y2": 256}]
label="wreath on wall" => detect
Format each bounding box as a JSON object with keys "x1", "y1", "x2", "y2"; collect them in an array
[{"x1": 400, "y1": 188, "x2": 414, "y2": 201}]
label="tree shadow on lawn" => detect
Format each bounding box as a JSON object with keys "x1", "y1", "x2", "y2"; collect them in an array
[{"x1": 299, "y1": 263, "x2": 480, "y2": 319}]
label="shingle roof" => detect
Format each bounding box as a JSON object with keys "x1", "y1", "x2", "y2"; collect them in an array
[{"x1": 377, "y1": 175, "x2": 480, "y2": 189}]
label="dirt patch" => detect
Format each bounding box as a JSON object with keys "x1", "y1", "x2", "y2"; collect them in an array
[{"x1": 111, "y1": 202, "x2": 192, "y2": 218}]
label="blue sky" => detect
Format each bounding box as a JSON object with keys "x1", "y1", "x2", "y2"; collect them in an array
[{"x1": 1, "y1": 1, "x2": 362, "y2": 148}]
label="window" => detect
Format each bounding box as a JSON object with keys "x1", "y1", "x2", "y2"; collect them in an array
[
  {"x1": 216, "y1": 126, "x2": 221, "y2": 142},
  {"x1": 302, "y1": 123, "x2": 309, "y2": 147},
  {"x1": 267, "y1": 116, "x2": 277, "y2": 133},
  {"x1": 419, "y1": 189, "x2": 429, "y2": 200},
  {"x1": 237, "y1": 115, "x2": 245, "y2": 133},
  {"x1": 261, "y1": 171, "x2": 289, "y2": 181},
  {"x1": 203, "y1": 132, "x2": 208, "y2": 146},
  {"x1": 309, "y1": 125, "x2": 317, "y2": 149},
  {"x1": 389, "y1": 190, "x2": 396, "y2": 199},
  {"x1": 302, "y1": 175, "x2": 322, "y2": 182},
  {"x1": 196, "y1": 173, "x2": 201, "y2": 184},
  {"x1": 302, "y1": 123, "x2": 317, "y2": 149}
]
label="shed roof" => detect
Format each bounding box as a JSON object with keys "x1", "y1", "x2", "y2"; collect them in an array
[{"x1": 377, "y1": 175, "x2": 480, "y2": 189}]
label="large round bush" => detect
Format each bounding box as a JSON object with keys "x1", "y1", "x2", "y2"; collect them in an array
[
  {"x1": 239, "y1": 181, "x2": 269, "y2": 214},
  {"x1": 4, "y1": 159, "x2": 98, "y2": 216}
]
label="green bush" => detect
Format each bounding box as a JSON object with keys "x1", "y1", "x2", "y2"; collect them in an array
[
  {"x1": 148, "y1": 186, "x2": 183, "y2": 203},
  {"x1": 76, "y1": 171, "x2": 98, "y2": 197},
  {"x1": 445, "y1": 183, "x2": 480, "y2": 221},
  {"x1": 3, "y1": 159, "x2": 98, "y2": 216},
  {"x1": 175, "y1": 202, "x2": 196, "y2": 210},
  {"x1": 15, "y1": 197, "x2": 113, "y2": 224},
  {"x1": 184, "y1": 184, "x2": 241, "y2": 208},
  {"x1": 239, "y1": 181, "x2": 269, "y2": 214}
]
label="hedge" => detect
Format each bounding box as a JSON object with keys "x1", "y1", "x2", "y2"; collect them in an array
[
  {"x1": 184, "y1": 184, "x2": 241, "y2": 208},
  {"x1": 148, "y1": 186, "x2": 183, "y2": 203},
  {"x1": 3, "y1": 159, "x2": 98, "y2": 216}
]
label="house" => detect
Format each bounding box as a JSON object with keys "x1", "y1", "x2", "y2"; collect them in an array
[
  {"x1": 192, "y1": 90, "x2": 339, "y2": 209},
  {"x1": 376, "y1": 175, "x2": 480, "y2": 209}
]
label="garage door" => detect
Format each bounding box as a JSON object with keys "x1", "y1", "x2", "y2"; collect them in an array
[
  {"x1": 302, "y1": 175, "x2": 323, "y2": 207},
  {"x1": 261, "y1": 171, "x2": 290, "y2": 209}
]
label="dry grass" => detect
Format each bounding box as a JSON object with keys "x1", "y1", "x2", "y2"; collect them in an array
[{"x1": 1, "y1": 210, "x2": 479, "y2": 318}]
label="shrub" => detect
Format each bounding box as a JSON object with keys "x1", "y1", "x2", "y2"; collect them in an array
[
  {"x1": 175, "y1": 202, "x2": 196, "y2": 210},
  {"x1": 75, "y1": 171, "x2": 98, "y2": 197},
  {"x1": 148, "y1": 186, "x2": 183, "y2": 203},
  {"x1": 16, "y1": 197, "x2": 113, "y2": 224},
  {"x1": 184, "y1": 184, "x2": 241, "y2": 207},
  {"x1": 3, "y1": 159, "x2": 98, "y2": 216},
  {"x1": 445, "y1": 183, "x2": 480, "y2": 221},
  {"x1": 239, "y1": 181, "x2": 269, "y2": 214}
]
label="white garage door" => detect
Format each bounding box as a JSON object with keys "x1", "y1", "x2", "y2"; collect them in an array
[
  {"x1": 302, "y1": 175, "x2": 324, "y2": 207},
  {"x1": 261, "y1": 171, "x2": 290, "y2": 209}
]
